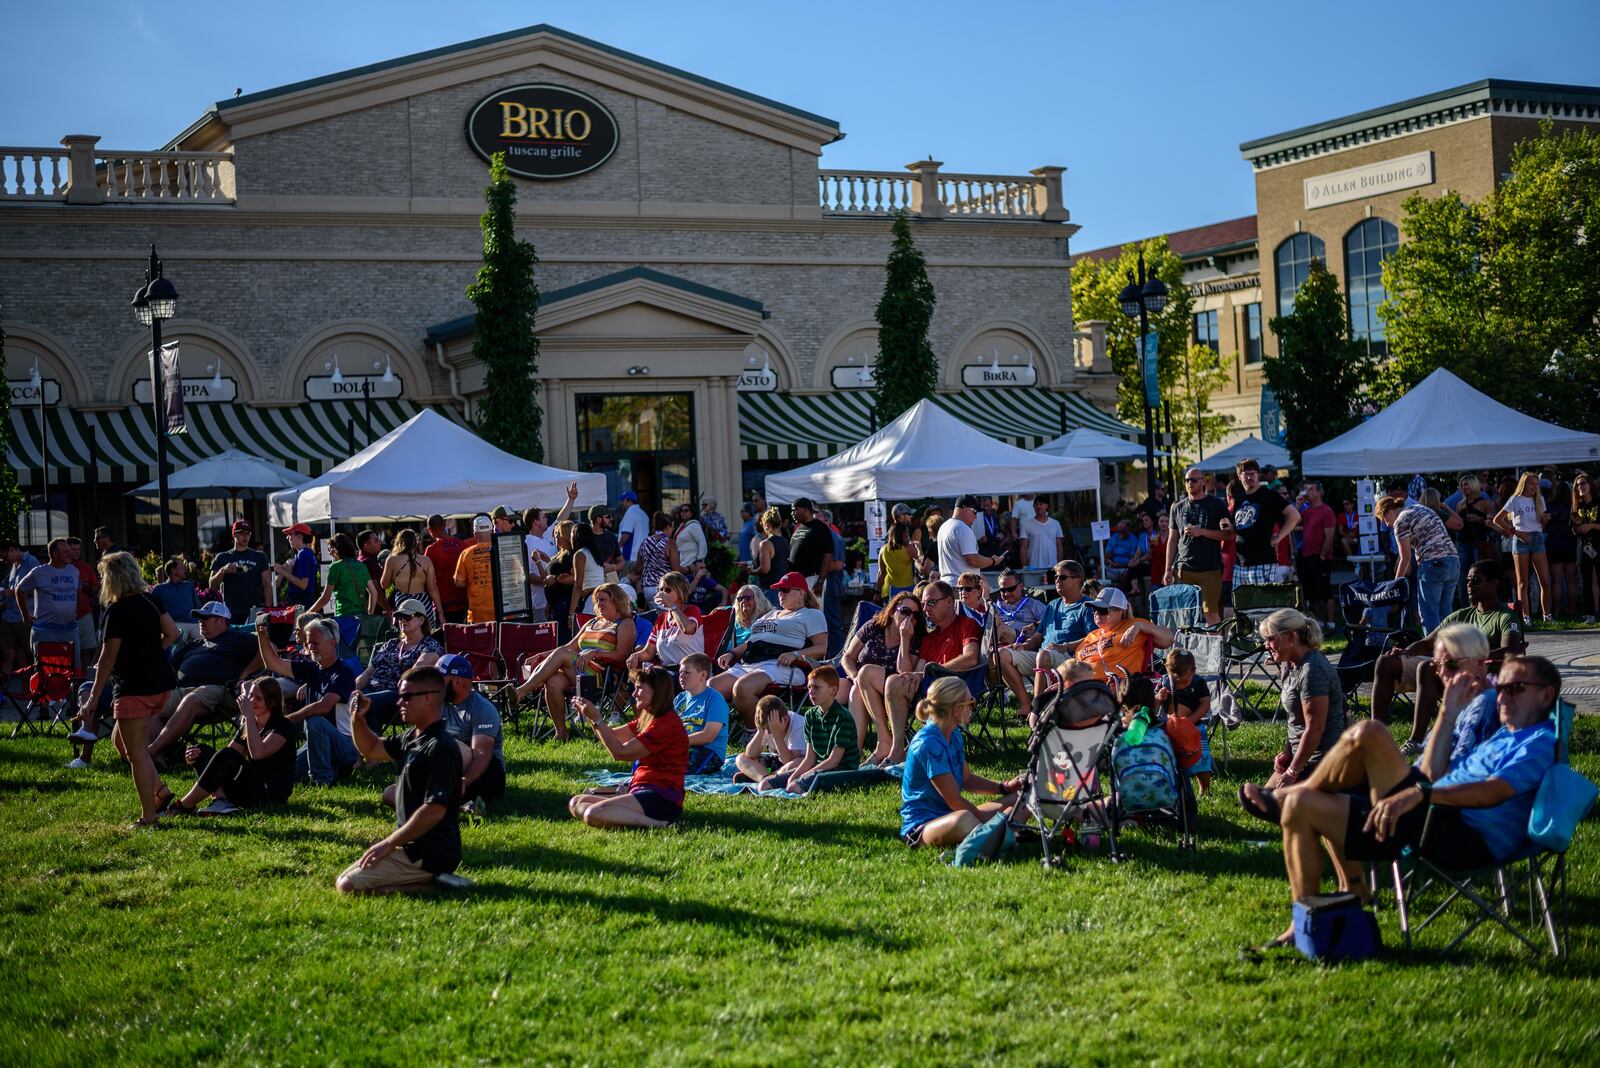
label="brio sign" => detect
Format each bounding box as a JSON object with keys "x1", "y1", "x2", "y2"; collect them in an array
[{"x1": 465, "y1": 84, "x2": 620, "y2": 180}]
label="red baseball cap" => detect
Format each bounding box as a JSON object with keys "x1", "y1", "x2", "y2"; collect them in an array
[
  {"x1": 769, "y1": 571, "x2": 810, "y2": 592},
  {"x1": 282, "y1": 523, "x2": 314, "y2": 537}
]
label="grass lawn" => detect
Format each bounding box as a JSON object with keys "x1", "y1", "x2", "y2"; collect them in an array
[{"x1": 2, "y1": 715, "x2": 1596, "y2": 1066}]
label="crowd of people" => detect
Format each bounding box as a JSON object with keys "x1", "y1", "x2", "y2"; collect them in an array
[{"x1": 2, "y1": 469, "x2": 1573, "y2": 916}]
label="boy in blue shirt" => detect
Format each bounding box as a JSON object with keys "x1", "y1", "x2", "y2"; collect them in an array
[{"x1": 674, "y1": 652, "x2": 730, "y2": 774}]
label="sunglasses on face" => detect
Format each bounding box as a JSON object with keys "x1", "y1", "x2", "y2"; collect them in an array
[
  {"x1": 922, "y1": 596, "x2": 947, "y2": 606},
  {"x1": 1497, "y1": 680, "x2": 1544, "y2": 697},
  {"x1": 397, "y1": 689, "x2": 443, "y2": 703},
  {"x1": 999, "y1": 584, "x2": 1021, "y2": 594},
  {"x1": 393, "y1": 612, "x2": 416, "y2": 622},
  {"x1": 1092, "y1": 606, "x2": 1113, "y2": 615},
  {"x1": 895, "y1": 606, "x2": 921, "y2": 616},
  {"x1": 1054, "y1": 574, "x2": 1076, "y2": 582},
  {"x1": 1185, "y1": 476, "x2": 1204, "y2": 483},
  {"x1": 958, "y1": 586, "x2": 980, "y2": 594}
]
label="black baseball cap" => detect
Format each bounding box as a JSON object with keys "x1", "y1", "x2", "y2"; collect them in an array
[
  {"x1": 792, "y1": 497, "x2": 816, "y2": 511},
  {"x1": 954, "y1": 494, "x2": 980, "y2": 510}
]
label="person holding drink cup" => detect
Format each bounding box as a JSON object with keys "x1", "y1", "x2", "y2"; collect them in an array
[
  {"x1": 627, "y1": 571, "x2": 704, "y2": 679},
  {"x1": 163, "y1": 678, "x2": 297, "y2": 815},
  {"x1": 567, "y1": 664, "x2": 688, "y2": 829}
]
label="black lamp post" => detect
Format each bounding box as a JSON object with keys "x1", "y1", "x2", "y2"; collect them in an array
[
  {"x1": 131, "y1": 245, "x2": 178, "y2": 560},
  {"x1": 1117, "y1": 251, "x2": 1168, "y2": 500}
]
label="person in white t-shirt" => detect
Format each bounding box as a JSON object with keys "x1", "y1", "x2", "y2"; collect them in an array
[
  {"x1": 1018, "y1": 497, "x2": 1066, "y2": 570},
  {"x1": 936, "y1": 494, "x2": 1002, "y2": 581},
  {"x1": 616, "y1": 490, "x2": 649, "y2": 562},
  {"x1": 522, "y1": 504, "x2": 567, "y2": 624}
]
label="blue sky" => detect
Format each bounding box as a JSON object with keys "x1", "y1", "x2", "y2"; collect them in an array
[{"x1": 5, "y1": 1, "x2": 1597, "y2": 248}]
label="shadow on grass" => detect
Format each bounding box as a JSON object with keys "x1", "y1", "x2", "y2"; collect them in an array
[{"x1": 684, "y1": 806, "x2": 895, "y2": 850}]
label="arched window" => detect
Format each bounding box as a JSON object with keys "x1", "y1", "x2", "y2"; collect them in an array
[
  {"x1": 1275, "y1": 233, "x2": 1325, "y2": 318},
  {"x1": 1344, "y1": 218, "x2": 1400, "y2": 355}
]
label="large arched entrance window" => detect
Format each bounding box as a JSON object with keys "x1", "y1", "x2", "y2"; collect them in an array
[
  {"x1": 1274, "y1": 232, "x2": 1326, "y2": 318},
  {"x1": 1344, "y1": 218, "x2": 1400, "y2": 356}
]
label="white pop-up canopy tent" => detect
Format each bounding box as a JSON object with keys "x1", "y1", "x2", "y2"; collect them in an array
[
  {"x1": 1037, "y1": 427, "x2": 1165, "y2": 462},
  {"x1": 1303, "y1": 367, "x2": 1600, "y2": 475},
  {"x1": 269, "y1": 408, "x2": 606, "y2": 525},
  {"x1": 764, "y1": 399, "x2": 1101, "y2": 503},
  {"x1": 1193, "y1": 435, "x2": 1292, "y2": 473}
]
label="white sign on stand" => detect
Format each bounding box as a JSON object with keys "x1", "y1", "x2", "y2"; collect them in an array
[
  {"x1": 1090, "y1": 520, "x2": 1111, "y2": 542},
  {"x1": 865, "y1": 500, "x2": 887, "y2": 584}
]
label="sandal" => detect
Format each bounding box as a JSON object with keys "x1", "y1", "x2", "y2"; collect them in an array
[
  {"x1": 152, "y1": 785, "x2": 174, "y2": 810},
  {"x1": 1239, "y1": 931, "x2": 1296, "y2": 963},
  {"x1": 162, "y1": 796, "x2": 197, "y2": 817},
  {"x1": 1237, "y1": 783, "x2": 1282, "y2": 825},
  {"x1": 128, "y1": 814, "x2": 162, "y2": 829}
]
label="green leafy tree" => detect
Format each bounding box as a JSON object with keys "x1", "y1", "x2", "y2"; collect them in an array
[
  {"x1": 1070, "y1": 237, "x2": 1232, "y2": 454},
  {"x1": 872, "y1": 210, "x2": 938, "y2": 423},
  {"x1": 467, "y1": 153, "x2": 544, "y2": 460},
  {"x1": 1378, "y1": 121, "x2": 1600, "y2": 427},
  {"x1": 0, "y1": 288, "x2": 22, "y2": 544},
  {"x1": 1267, "y1": 261, "x2": 1372, "y2": 467}
]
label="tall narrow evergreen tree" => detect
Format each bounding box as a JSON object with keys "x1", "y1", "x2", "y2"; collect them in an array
[
  {"x1": 1267, "y1": 261, "x2": 1372, "y2": 467},
  {"x1": 872, "y1": 210, "x2": 938, "y2": 423},
  {"x1": 0, "y1": 288, "x2": 22, "y2": 544},
  {"x1": 467, "y1": 152, "x2": 544, "y2": 461}
]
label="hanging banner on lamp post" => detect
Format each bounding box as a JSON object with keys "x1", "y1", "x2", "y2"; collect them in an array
[
  {"x1": 148, "y1": 341, "x2": 186, "y2": 435},
  {"x1": 1141, "y1": 332, "x2": 1160, "y2": 408}
]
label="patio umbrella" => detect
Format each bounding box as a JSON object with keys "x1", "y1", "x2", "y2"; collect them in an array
[
  {"x1": 130, "y1": 448, "x2": 308, "y2": 525},
  {"x1": 1037, "y1": 427, "x2": 1166, "y2": 461}
]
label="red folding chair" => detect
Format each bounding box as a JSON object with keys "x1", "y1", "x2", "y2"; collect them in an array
[
  {"x1": 700, "y1": 606, "x2": 734, "y2": 661},
  {"x1": 444, "y1": 622, "x2": 503, "y2": 683},
  {"x1": 6, "y1": 641, "x2": 83, "y2": 738},
  {"x1": 496, "y1": 621, "x2": 559, "y2": 737}
]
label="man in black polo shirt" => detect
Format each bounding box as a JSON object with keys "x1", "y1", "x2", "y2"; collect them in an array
[
  {"x1": 146, "y1": 600, "x2": 264, "y2": 760},
  {"x1": 786, "y1": 497, "x2": 835, "y2": 598},
  {"x1": 340, "y1": 665, "x2": 464, "y2": 894}
]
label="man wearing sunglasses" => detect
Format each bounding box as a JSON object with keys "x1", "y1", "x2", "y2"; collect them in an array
[
  {"x1": 1166, "y1": 467, "x2": 1233, "y2": 625},
  {"x1": 342, "y1": 665, "x2": 464, "y2": 894},
  {"x1": 1242, "y1": 654, "x2": 1560, "y2": 947},
  {"x1": 995, "y1": 567, "x2": 1075, "y2": 723},
  {"x1": 883, "y1": 581, "x2": 981, "y2": 765}
]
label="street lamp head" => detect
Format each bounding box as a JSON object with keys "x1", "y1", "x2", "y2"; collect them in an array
[
  {"x1": 1117, "y1": 273, "x2": 1142, "y2": 318},
  {"x1": 131, "y1": 283, "x2": 152, "y2": 326},
  {"x1": 1142, "y1": 274, "x2": 1168, "y2": 314},
  {"x1": 145, "y1": 275, "x2": 178, "y2": 321}
]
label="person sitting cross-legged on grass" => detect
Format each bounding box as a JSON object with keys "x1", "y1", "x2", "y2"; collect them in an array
[
  {"x1": 898, "y1": 675, "x2": 1023, "y2": 848},
  {"x1": 569, "y1": 665, "x2": 688, "y2": 829},
  {"x1": 759, "y1": 665, "x2": 860, "y2": 794},
  {"x1": 733, "y1": 694, "x2": 808, "y2": 783},
  {"x1": 164, "y1": 678, "x2": 296, "y2": 816},
  {"x1": 1238, "y1": 653, "x2": 1561, "y2": 951},
  {"x1": 438, "y1": 654, "x2": 506, "y2": 806},
  {"x1": 675, "y1": 653, "x2": 731, "y2": 775},
  {"x1": 339, "y1": 666, "x2": 463, "y2": 894}
]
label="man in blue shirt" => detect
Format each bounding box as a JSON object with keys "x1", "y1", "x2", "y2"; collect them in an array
[
  {"x1": 821, "y1": 509, "x2": 847, "y2": 659},
  {"x1": 997, "y1": 560, "x2": 1095, "y2": 723},
  {"x1": 0, "y1": 540, "x2": 39, "y2": 676},
  {"x1": 735, "y1": 503, "x2": 757, "y2": 564},
  {"x1": 1240, "y1": 654, "x2": 1560, "y2": 950}
]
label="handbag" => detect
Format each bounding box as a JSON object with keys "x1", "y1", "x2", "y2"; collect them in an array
[
  {"x1": 1292, "y1": 892, "x2": 1380, "y2": 963},
  {"x1": 1528, "y1": 764, "x2": 1598, "y2": 853}
]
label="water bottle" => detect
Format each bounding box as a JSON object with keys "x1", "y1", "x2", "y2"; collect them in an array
[{"x1": 1124, "y1": 706, "x2": 1153, "y2": 745}]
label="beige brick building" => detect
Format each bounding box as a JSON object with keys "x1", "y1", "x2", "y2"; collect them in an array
[
  {"x1": 1079, "y1": 79, "x2": 1600, "y2": 453},
  {"x1": 1, "y1": 24, "x2": 1127, "y2": 547}
]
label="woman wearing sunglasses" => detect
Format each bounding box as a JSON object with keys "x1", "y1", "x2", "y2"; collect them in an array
[
  {"x1": 352, "y1": 598, "x2": 445, "y2": 731},
  {"x1": 840, "y1": 591, "x2": 926, "y2": 766}
]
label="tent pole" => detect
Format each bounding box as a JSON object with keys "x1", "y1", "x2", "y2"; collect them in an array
[{"x1": 1094, "y1": 484, "x2": 1106, "y2": 580}]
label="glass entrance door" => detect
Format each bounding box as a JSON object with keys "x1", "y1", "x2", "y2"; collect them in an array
[{"x1": 575, "y1": 392, "x2": 697, "y2": 512}]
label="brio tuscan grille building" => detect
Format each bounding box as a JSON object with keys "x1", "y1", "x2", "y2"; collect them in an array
[
  {"x1": 0, "y1": 23, "x2": 1129, "y2": 547},
  {"x1": 1074, "y1": 79, "x2": 1600, "y2": 451}
]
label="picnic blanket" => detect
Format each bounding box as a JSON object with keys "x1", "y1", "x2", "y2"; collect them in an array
[{"x1": 582, "y1": 762, "x2": 904, "y2": 799}]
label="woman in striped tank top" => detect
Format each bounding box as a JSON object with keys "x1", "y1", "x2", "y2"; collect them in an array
[{"x1": 514, "y1": 583, "x2": 637, "y2": 741}]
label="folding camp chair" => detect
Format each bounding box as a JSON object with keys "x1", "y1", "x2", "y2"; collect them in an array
[
  {"x1": 444, "y1": 622, "x2": 503, "y2": 684},
  {"x1": 1221, "y1": 582, "x2": 1301, "y2": 719},
  {"x1": 1335, "y1": 578, "x2": 1420, "y2": 719},
  {"x1": 1150, "y1": 584, "x2": 1207, "y2": 633},
  {"x1": 700, "y1": 606, "x2": 734, "y2": 663},
  {"x1": 967, "y1": 610, "x2": 1016, "y2": 758},
  {"x1": 6, "y1": 642, "x2": 83, "y2": 738},
  {"x1": 495, "y1": 621, "x2": 559, "y2": 736},
  {"x1": 1387, "y1": 700, "x2": 1587, "y2": 958},
  {"x1": 1164, "y1": 628, "x2": 1237, "y2": 774}
]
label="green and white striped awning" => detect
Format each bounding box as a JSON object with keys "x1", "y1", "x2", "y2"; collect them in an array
[
  {"x1": 739, "y1": 388, "x2": 1136, "y2": 461},
  {"x1": 8, "y1": 399, "x2": 426, "y2": 486}
]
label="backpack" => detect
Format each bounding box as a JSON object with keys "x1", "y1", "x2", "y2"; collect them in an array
[
  {"x1": 1162, "y1": 714, "x2": 1203, "y2": 770},
  {"x1": 1113, "y1": 728, "x2": 1181, "y2": 813},
  {"x1": 952, "y1": 811, "x2": 1016, "y2": 867}
]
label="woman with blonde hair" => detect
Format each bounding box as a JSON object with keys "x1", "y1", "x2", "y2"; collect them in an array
[
  {"x1": 1493, "y1": 472, "x2": 1552, "y2": 621},
  {"x1": 897, "y1": 674, "x2": 1021, "y2": 847},
  {"x1": 1252, "y1": 608, "x2": 1345, "y2": 794},
  {"x1": 77, "y1": 551, "x2": 180, "y2": 826},
  {"x1": 751, "y1": 507, "x2": 788, "y2": 590},
  {"x1": 1375, "y1": 493, "x2": 1460, "y2": 634},
  {"x1": 515, "y1": 581, "x2": 636, "y2": 741},
  {"x1": 730, "y1": 584, "x2": 773, "y2": 647}
]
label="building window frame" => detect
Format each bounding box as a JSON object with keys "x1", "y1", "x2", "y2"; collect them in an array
[
  {"x1": 1274, "y1": 232, "x2": 1326, "y2": 318},
  {"x1": 1243, "y1": 302, "x2": 1263, "y2": 365},
  {"x1": 1344, "y1": 218, "x2": 1400, "y2": 356},
  {"x1": 1192, "y1": 309, "x2": 1220, "y2": 354}
]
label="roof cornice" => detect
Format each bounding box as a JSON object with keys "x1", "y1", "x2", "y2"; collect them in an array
[
  {"x1": 178, "y1": 24, "x2": 842, "y2": 154},
  {"x1": 1239, "y1": 79, "x2": 1600, "y2": 171}
]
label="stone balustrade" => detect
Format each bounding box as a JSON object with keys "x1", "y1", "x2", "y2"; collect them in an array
[
  {"x1": 0, "y1": 136, "x2": 235, "y2": 204},
  {"x1": 819, "y1": 160, "x2": 1068, "y2": 222}
]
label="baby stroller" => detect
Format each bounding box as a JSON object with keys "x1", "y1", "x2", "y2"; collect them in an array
[{"x1": 1012, "y1": 679, "x2": 1195, "y2": 867}]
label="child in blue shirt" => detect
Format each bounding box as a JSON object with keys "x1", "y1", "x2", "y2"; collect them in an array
[{"x1": 674, "y1": 653, "x2": 730, "y2": 774}]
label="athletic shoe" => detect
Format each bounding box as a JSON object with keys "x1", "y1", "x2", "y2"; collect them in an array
[
  {"x1": 1399, "y1": 739, "x2": 1424, "y2": 757},
  {"x1": 67, "y1": 726, "x2": 99, "y2": 743},
  {"x1": 63, "y1": 757, "x2": 90, "y2": 769},
  {"x1": 201, "y1": 798, "x2": 240, "y2": 816},
  {"x1": 433, "y1": 872, "x2": 474, "y2": 891}
]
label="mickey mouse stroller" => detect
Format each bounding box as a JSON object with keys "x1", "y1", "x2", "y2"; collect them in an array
[{"x1": 1011, "y1": 678, "x2": 1194, "y2": 868}]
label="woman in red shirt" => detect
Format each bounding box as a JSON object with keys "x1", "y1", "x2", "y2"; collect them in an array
[
  {"x1": 569, "y1": 664, "x2": 688, "y2": 828},
  {"x1": 1139, "y1": 511, "x2": 1166, "y2": 590}
]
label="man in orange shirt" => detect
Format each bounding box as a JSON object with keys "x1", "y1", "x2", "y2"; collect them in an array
[
  {"x1": 1075, "y1": 587, "x2": 1173, "y2": 684},
  {"x1": 453, "y1": 515, "x2": 496, "y2": 623}
]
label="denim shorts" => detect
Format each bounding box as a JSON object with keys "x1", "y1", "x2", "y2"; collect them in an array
[{"x1": 1511, "y1": 531, "x2": 1547, "y2": 555}]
